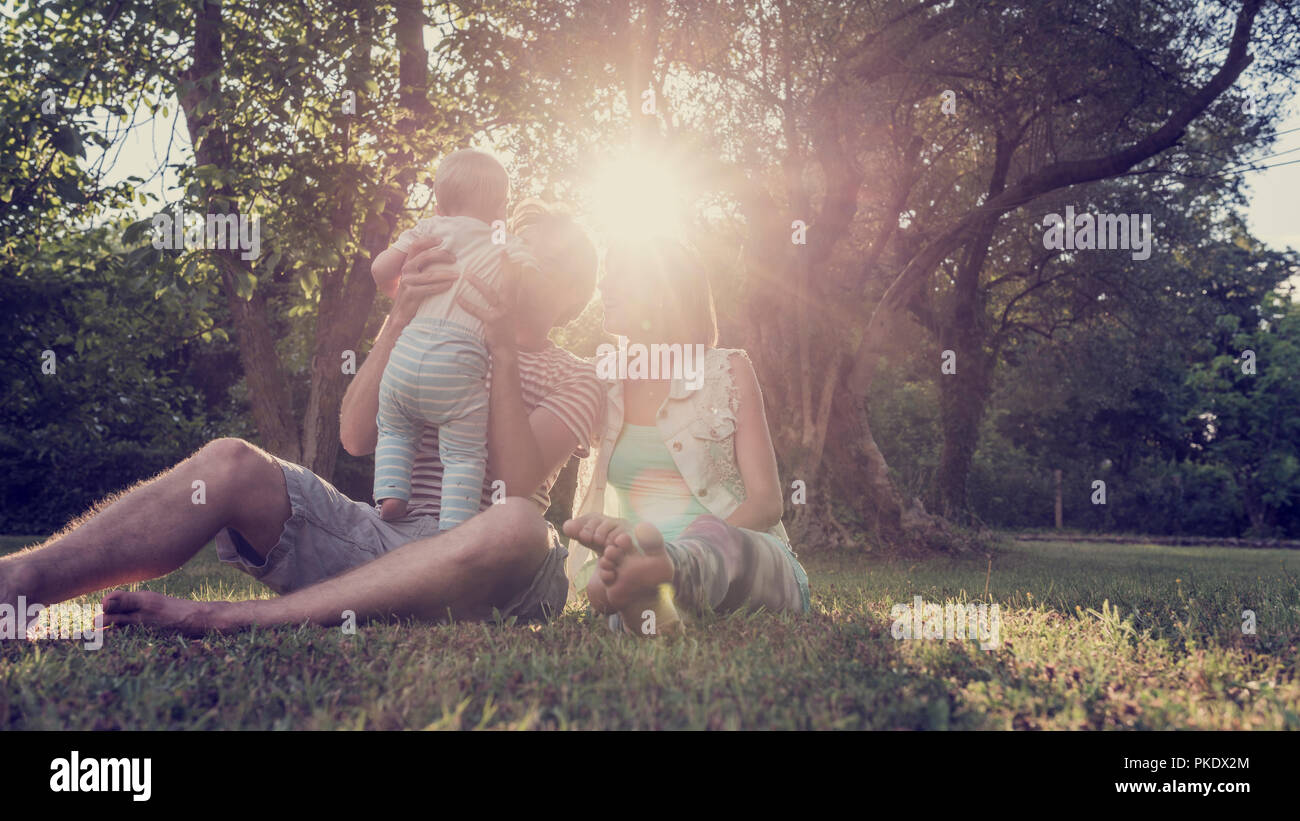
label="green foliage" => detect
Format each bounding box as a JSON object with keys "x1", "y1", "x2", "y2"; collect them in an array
[
  {"x1": 1187, "y1": 295, "x2": 1300, "y2": 536},
  {"x1": 0, "y1": 222, "x2": 244, "y2": 532},
  {"x1": 0, "y1": 0, "x2": 168, "y2": 257},
  {"x1": 871, "y1": 267, "x2": 1300, "y2": 537}
]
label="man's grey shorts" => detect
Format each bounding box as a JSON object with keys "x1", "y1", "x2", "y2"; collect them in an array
[{"x1": 214, "y1": 457, "x2": 570, "y2": 622}]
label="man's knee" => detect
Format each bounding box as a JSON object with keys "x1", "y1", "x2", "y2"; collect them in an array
[
  {"x1": 467, "y1": 498, "x2": 548, "y2": 570},
  {"x1": 192, "y1": 438, "x2": 290, "y2": 552},
  {"x1": 193, "y1": 438, "x2": 282, "y2": 505},
  {"x1": 197, "y1": 437, "x2": 265, "y2": 474}
]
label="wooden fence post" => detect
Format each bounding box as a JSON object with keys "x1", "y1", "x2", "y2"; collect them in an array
[{"x1": 1054, "y1": 469, "x2": 1063, "y2": 530}]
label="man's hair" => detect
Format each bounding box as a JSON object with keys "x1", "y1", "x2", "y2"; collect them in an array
[
  {"x1": 433, "y1": 149, "x2": 510, "y2": 221},
  {"x1": 509, "y1": 198, "x2": 598, "y2": 327},
  {"x1": 603, "y1": 236, "x2": 718, "y2": 346}
]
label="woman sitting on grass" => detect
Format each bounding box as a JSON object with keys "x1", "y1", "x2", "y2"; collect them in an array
[{"x1": 563, "y1": 238, "x2": 810, "y2": 636}]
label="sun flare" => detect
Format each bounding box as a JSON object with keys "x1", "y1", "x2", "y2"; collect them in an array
[{"x1": 583, "y1": 151, "x2": 691, "y2": 242}]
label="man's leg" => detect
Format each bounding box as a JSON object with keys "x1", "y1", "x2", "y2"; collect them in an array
[
  {"x1": 0, "y1": 438, "x2": 290, "y2": 609},
  {"x1": 101, "y1": 497, "x2": 551, "y2": 634}
]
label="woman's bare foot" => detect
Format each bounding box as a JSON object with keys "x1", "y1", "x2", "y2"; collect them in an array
[
  {"x1": 380, "y1": 498, "x2": 408, "y2": 521},
  {"x1": 101, "y1": 590, "x2": 237, "y2": 637},
  {"x1": 563, "y1": 515, "x2": 681, "y2": 635},
  {"x1": 601, "y1": 522, "x2": 682, "y2": 637},
  {"x1": 585, "y1": 572, "x2": 613, "y2": 614}
]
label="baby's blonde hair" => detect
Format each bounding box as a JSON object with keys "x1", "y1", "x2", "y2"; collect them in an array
[{"x1": 434, "y1": 148, "x2": 510, "y2": 222}]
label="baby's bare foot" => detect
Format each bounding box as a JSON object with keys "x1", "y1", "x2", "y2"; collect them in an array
[{"x1": 380, "y1": 498, "x2": 408, "y2": 521}]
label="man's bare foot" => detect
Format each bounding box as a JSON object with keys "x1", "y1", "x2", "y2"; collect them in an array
[
  {"x1": 0, "y1": 561, "x2": 34, "y2": 615},
  {"x1": 601, "y1": 522, "x2": 682, "y2": 637},
  {"x1": 380, "y1": 498, "x2": 408, "y2": 521},
  {"x1": 562, "y1": 513, "x2": 632, "y2": 552},
  {"x1": 101, "y1": 590, "x2": 236, "y2": 637}
]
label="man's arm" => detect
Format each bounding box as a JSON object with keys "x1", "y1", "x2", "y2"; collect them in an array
[
  {"x1": 339, "y1": 313, "x2": 401, "y2": 457},
  {"x1": 340, "y1": 237, "x2": 458, "y2": 456},
  {"x1": 486, "y1": 348, "x2": 583, "y2": 497}
]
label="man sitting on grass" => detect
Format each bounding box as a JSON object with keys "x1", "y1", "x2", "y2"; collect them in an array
[{"x1": 0, "y1": 201, "x2": 604, "y2": 634}]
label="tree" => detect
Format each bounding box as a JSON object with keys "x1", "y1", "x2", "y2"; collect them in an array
[
  {"x1": 1188, "y1": 293, "x2": 1300, "y2": 536},
  {"x1": 11, "y1": 1, "x2": 553, "y2": 480},
  {"x1": 616, "y1": 0, "x2": 1299, "y2": 549},
  {"x1": 0, "y1": 223, "x2": 223, "y2": 532},
  {"x1": 842, "y1": 0, "x2": 1292, "y2": 542}
]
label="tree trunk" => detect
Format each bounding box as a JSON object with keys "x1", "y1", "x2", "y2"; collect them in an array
[
  {"x1": 935, "y1": 129, "x2": 1010, "y2": 520},
  {"x1": 395, "y1": 0, "x2": 432, "y2": 116},
  {"x1": 300, "y1": 0, "x2": 427, "y2": 478},
  {"x1": 935, "y1": 249, "x2": 995, "y2": 521},
  {"x1": 172, "y1": 0, "x2": 433, "y2": 480},
  {"x1": 1241, "y1": 481, "x2": 1274, "y2": 537},
  {"x1": 935, "y1": 356, "x2": 991, "y2": 520},
  {"x1": 179, "y1": 0, "x2": 302, "y2": 462},
  {"x1": 221, "y1": 276, "x2": 302, "y2": 462},
  {"x1": 300, "y1": 252, "x2": 377, "y2": 478},
  {"x1": 1054, "y1": 469, "x2": 1063, "y2": 529},
  {"x1": 828, "y1": 381, "x2": 907, "y2": 546},
  {"x1": 933, "y1": 241, "x2": 997, "y2": 521}
]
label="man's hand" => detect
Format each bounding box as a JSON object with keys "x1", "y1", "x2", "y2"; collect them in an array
[
  {"x1": 391, "y1": 237, "x2": 459, "y2": 329},
  {"x1": 456, "y1": 247, "x2": 523, "y2": 356}
]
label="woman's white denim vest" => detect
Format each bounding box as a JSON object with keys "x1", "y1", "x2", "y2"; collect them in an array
[{"x1": 565, "y1": 346, "x2": 791, "y2": 599}]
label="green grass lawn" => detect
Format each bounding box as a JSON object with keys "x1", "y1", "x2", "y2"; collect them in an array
[{"x1": 1, "y1": 535, "x2": 1297, "y2": 730}]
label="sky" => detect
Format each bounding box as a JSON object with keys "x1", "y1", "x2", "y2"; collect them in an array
[{"x1": 1238, "y1": 106, "x2": 1300, "y2": 254}]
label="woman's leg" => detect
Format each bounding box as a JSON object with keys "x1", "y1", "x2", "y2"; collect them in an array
[
  {"x1": 571, "y1": 514, "x2": 809, "y2": 636},
  {"x1": 662, "y1": 515, "x2": 808, "y2": 615}
]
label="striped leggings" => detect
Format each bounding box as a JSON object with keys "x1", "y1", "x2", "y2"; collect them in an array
[
  {"x1": 375, "y1": 319, "x2": 489, "y2": 530},
  {"x1": 606, "y1": 515, "x2": 811, "y2": 632}
]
